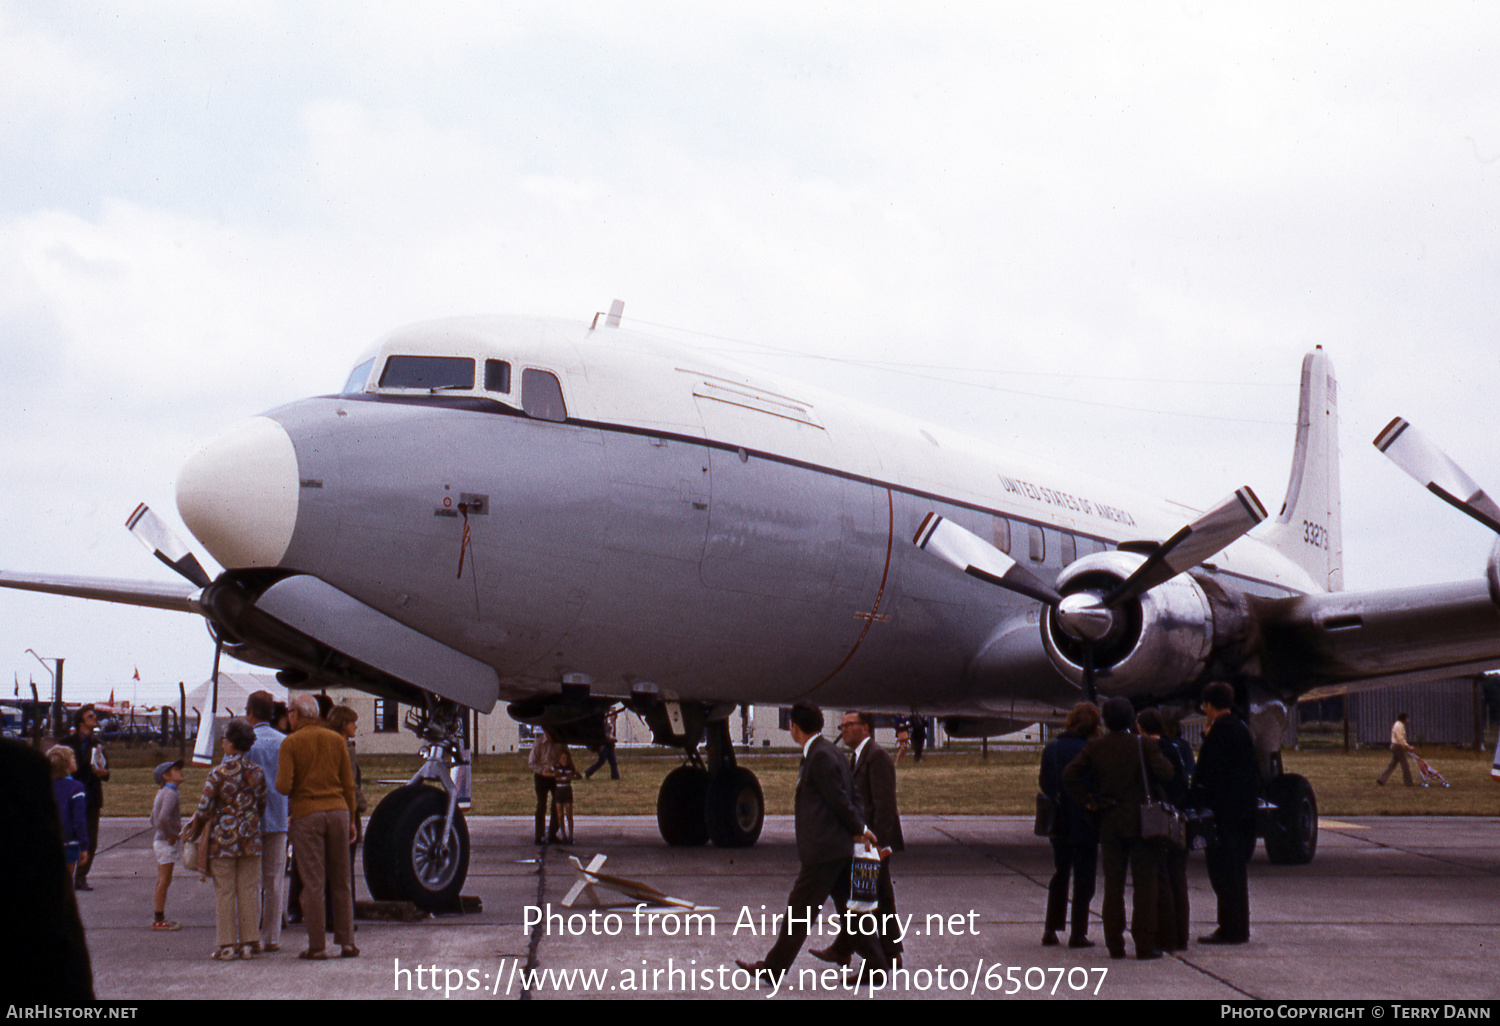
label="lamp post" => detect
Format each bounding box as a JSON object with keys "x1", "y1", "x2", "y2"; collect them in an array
[{"x1": 26, "y1": 648, "x2": 64, "y2": 738}]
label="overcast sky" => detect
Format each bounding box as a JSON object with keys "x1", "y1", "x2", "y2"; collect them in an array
[{"x1": 3, "y1": 3, "x2": 1498, "y2": 703}]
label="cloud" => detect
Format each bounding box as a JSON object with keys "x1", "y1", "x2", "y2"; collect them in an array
[{"x1": 2, "y1": 4, "x2": 1500, "y2": 688}]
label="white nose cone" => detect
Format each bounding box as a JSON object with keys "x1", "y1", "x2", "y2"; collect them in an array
[{"x1": 177, "y1": 416, "x2": 299, "y2": 569}]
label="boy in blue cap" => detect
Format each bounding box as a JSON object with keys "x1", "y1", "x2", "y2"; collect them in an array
[{"x1": 150, "y1": 759, "x2": 185, "y2": 931}]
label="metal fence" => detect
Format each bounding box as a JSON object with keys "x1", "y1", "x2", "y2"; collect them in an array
[{"x1": 1350, "y1": 678, "x2": 1483, "y2": 748}]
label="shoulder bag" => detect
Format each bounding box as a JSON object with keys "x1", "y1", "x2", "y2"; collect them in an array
[{"x1": 1137, "y1": 736, "x2": 1186, "y2": 849}]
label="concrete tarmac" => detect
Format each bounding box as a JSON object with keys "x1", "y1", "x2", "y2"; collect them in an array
[{"x1": 68, "y1": 814, "x2": 1500, "y2": 1001}]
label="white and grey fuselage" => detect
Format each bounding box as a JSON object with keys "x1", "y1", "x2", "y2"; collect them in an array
[{"x1": 175, "y1": 315, "x2": 1328, "y2": 720}]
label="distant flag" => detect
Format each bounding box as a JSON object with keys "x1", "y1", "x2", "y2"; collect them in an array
[
  {"x1": 108, "y1": 689, "x2": 115, "y2": 707},
  {"x1": 133, "y1": 667, "x2": 140, "y2": 681}
]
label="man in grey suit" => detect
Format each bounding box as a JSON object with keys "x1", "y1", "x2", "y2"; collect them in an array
[
  {"x1": 813, "y1": 711, "x2": 904, "y2": 968},
  {"x1": 737, "y1": 703, "x2": 890, "y2": 982}
]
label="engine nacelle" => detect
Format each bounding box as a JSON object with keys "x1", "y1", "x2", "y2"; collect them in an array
[
  {"x1": 942, "y1": 715, "x2": 1033, "y2": 739},
  {"x1": 1041, "y1": 551, "x2": 1229, "y2": 699}
]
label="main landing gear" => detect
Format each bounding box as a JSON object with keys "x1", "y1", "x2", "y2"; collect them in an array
[
  {"x1": 1249, "y1": 701, "x2": 1318, "y2": 865},
  {"x1": 655, "y1": 712, "x2": 764, "y2": 849},
  {"x1": 1261, "y1": 770, "x2": 1318, "y2": 865},
  {"x1": 363, "y1": 701, "x2": 471, "y2": 911}
]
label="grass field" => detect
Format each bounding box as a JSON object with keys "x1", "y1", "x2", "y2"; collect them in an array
[{"x1": 88, "y1": 744, "x2": 1500, "y2": 819}]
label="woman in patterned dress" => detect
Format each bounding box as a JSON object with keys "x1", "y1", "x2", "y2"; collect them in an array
[{"x1": 186, "y1": 717, "x2": 268, "y2": 960}]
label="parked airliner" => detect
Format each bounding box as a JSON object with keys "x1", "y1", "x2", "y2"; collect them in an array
[{"x1": 5, "y1": 309, "x2": 1498, "y2": 908}]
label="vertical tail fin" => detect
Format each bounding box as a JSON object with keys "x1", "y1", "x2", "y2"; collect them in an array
[{"x1": 1259, "y1": 347, "x2": 1343, "y2": 592}]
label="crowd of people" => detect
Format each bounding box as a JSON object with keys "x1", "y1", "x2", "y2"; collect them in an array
[
  {"x1": 47, "y1": 690, "x2": 363, "y2": 963},
  {"x1": 725, "y1": 684, "x2": 1263, "y2": 985},
  {"x1": 734, "y1": 683, "x2": 1264, "y2": 985},
  {"x1": 35, "y1": 682, "x2": 1299, "y2": 981},
  {"x1": 1042, "y1": 683, "x2": 1258, "y2": 960}
]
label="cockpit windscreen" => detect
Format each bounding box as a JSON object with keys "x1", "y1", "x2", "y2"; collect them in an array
[
  {"x1": 379, "y1": 356, "x2": 476, "y2": 390},
  {"x1": 341, "y1": 358, "x2": 374, "y2": 395}
]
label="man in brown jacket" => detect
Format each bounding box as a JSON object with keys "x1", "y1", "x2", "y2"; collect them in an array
[
  {"x1": 1062, "y1": 696, "x2": 1174, "y2": 960},
  {"x1": 276, "y1": 694, "x2": 358, "y2": 959}
]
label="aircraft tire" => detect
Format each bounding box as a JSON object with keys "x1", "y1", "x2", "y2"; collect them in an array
[
  {"x1": 364, "y1": 784, "x2": 469, "y2": 909},
  {"x1": 1262, "y1": 773, "x2": 1318, "y2": 865},
  {"x1": 706, "y1": 767, "x2": 764, "y2": 848},
  {"x1": 656, "y1": 765, "x2": 710, "y2": 846}
]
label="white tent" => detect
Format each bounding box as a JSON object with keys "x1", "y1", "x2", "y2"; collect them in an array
[
  {"x1": 183, "y1": 672, "x2": 288, "y2": 766},
  {"x1": 183, "y1": 673, "x2": 287, "y2": 721}
]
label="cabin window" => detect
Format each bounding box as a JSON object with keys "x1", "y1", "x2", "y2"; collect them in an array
[
  {"x1": 522, "y1": 368, "x2": 567, "y2": 422},
  {"x1": 1060, "y1": 533, "x2": 1076, "y2": 564},
  {"x1": 991, "y1": 517, "x2": 1011, "y2": 554},
  {"x1": 1028, "y1": 524, "x2": 1045, "y2": 562},
  {"x1": 1077, "y1": 536, "x2": 1104, "y2": 557},
  {"x1": 379, "y1": 355, "x2": 475, "y2": 390},
  {"x1": 485, "y1": 359, "x2": 512, "y2": 394},
  {"x1": 341, "y1": 358, "x2": 374, "y2": 395}
]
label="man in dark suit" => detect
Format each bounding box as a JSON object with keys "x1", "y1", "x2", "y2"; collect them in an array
[
  {"x1": 1191, "y1": 681, "x2": 1259, "y2": 945},
  {"x1": 737, "y1": 703, "x2": 889, "y2": 982},
  {"x1": 813, "y1": 711, "x2": 905, "y2": 968},
  {"x1": 1063, "y1": 696, "x2": 1174, "y2": 960}
]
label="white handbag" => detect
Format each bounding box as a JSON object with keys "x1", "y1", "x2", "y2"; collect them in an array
[{"x1": 848, "y1": 842, "x2": 883, "y2": 912}]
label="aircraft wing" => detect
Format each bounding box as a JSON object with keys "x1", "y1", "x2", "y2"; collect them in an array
[
  {"x1": 1258, "y1": 577, "x2": 1500, "y2": 696},
  {"x1": 0, "y1": 571, "x2": 199, "y2": 614}
]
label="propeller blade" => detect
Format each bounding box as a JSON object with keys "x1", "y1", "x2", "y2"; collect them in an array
[
  {"x1": 126, "y1": 504, "x2": 213, "y2": 588},
  {"x1": 191, "y1": 636, "x2": 224, "y2": 767},
  {"x1": 1374, "y1": 418, "x2": 1500, "y2": 534},
  {"x1": 914, "y1": 513, "x2": 1063, "y2": 605},
  {"x1": 1104, "y1": 486, "x2": 1267, "y2": 605}
]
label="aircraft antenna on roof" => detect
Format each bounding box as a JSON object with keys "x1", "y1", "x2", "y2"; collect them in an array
[{"x1": 592, "y1": 299, "x2": 626, "y2": 330}]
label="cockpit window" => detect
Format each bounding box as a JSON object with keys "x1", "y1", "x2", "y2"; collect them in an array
[
  {"x1": 379, "y1": 356, "x2": 476, "y2": 390},
  {"x1": 521, "y1": 368, "x2": 567, "y2": 422},
  {"x1": 485, "y1": 359, "x2": 512, "y2": 394},
  {"x1": 342, "y1": 358, "x2": 375, "y2": 395}
]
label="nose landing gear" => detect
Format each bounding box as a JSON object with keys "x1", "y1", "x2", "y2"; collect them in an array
[{"x1": 362, "y1": 700, "x2": 472, "y2": 911}]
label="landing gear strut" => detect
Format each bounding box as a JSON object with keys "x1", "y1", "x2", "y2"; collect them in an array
[
  {"x1": 1244, "y1": 698, "x2": 1319, "y2": 865},
  {"x1": 363, "y1": 700, "x2": 471, "y2": 910}
]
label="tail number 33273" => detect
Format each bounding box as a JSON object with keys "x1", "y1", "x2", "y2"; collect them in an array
[{"x1": 1303, "y1": 520, "x2": 1328, "y2": 550}]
